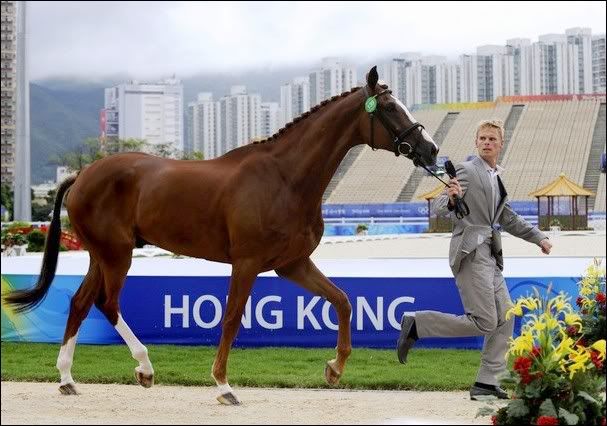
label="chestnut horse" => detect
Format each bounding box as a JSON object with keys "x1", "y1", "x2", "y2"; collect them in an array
[{"x1": 4, "y1": 66, "x2": 438, "y2": 404}]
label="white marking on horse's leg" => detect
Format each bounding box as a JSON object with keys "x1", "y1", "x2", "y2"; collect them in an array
[
  {"x1": 216, "y1": 383, "x2": 234, "y2": 394},
  {"x1": 212, "y1": 374, "x2": 240, "y2": 404},
  {"x1": 56, "y1": 334, "x2": 78, "y2": 385},
  {"x1": 115, "y1": 314, "x2": 153, "y2": 374}
]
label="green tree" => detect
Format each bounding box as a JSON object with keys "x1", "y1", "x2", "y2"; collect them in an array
[
  {"x1": 105, "y1": 137, "x2": 147, "y2": 154},
  {"x1": 31, "y1": 188, "x2": 56, "y2": 222},
  {"x1": 1, "y1": 183, "x2": 13, "y2": 221},
  {"x1": 181, "y1": 150, "x2": 205, "y2": 160},
  {"x1": 48, "y1": 137, "x2": 149, "y2": 174},
  {"x1": 48, "y1": 137, "x2": 104, "y2": 173},
  {"x1": 152, "y1": 143, "x2": 176, "y2": 158}
]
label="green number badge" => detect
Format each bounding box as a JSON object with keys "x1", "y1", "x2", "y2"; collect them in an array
[{"x1": 365, "y1": 96, "x2": 377, "y2": 113}]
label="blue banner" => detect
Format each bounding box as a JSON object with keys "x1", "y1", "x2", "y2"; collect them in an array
[
  {"x1": 322, "y1": 202, "x2": 539, "y2": 219},
  {"x1": 2, "y1": 271, "x2": 580, "y2": 350}
]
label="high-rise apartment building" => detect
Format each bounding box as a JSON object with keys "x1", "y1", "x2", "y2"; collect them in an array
[
  {"x1": 592, "y1": 34, "x2": 606, "y2": 93},
  {"x1": 1, "y1": 1, "x2": 16, "y2": 186},
  {"x1": 376, "y1": 28, "x2": 605, "y2": 107},
  {"x1": 260, "y1": 102, "x2": 280, "y2": 139},
  {"x1": 2, "y1": 1, "x2": 30, "y2": 219},
  {"x1": 103, "y1": 78, "x2": 184, "y2": 153},
  {"x1": 279, "y1": 76, "x2": 310, "y2": 127},
  {"x1": 506, "y1": 38, "x2": 533, "y2": 96},
  {"x1": 218, "y1": 86, "x2": 261, "y2": 155},
  {"x1": 309, "y1": 57, "x2": 357, "y2": 106},
  {"x1": 566, "y1": 27, "x2": 594, "y2": 94},
  {"x1": 186, "y1": 92, "x2": 220, "y2": 160}
]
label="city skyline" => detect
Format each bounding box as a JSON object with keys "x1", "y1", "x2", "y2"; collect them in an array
[{"x1": 28, "y1": 1, "x2": 606, "y2": 81}]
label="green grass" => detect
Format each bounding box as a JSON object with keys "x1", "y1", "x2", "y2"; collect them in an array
[{"x1": 1, "y1": 342, "x2": 482, "y2": 391}]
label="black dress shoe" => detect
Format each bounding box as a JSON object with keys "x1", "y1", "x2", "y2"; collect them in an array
[
  {"x1": 469, "y1": 384, "x2": 509, "y2": 400},
  {"x1": 396, "y1": 315, "x2": 416, "y2": 364}
]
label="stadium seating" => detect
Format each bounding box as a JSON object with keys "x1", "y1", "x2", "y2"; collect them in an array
[
  {"x1": 326, "y1": 110, "x2": 447, "y2": 203},
  {"x1": 323, "y1": 97, "x2": 605, "y2": 210},
  {"x1": 411, "y1": 104, "x2": 511, "y2": 201},
  {"x1": 500, "y1": 99, "x2": 601, "y2": 201},
  {"x1": 595, "y1": 171, "x2": 606, "y2": 213}
]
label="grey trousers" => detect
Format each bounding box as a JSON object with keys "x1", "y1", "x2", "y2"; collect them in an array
[{"x1": 415, "y1": 241, "x2": 514, "y2": 386}]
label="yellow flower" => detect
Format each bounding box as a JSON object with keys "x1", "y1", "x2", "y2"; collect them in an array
[
  {"x1": 534, "y1": 313, "x2": 560, "y2": 332},
  {"x1": 554, "y1": 335, "x2": 575, "y2": 361},
  {"x1": 564, "y1": 313, "x2": 582, "y2": 329},
  {"x1": 509, "y1": 333, "x2": 534, "y2": 356},
  {"x1": 579, "y1": 282, "x2": 594, "y2": 297},
  {"x1": 506, "y1": 296, "x2": 539, "y2": 320},
  {"x1": 548, "y1": 293, "x2": 570, "y2": 313},
  {"x1": 591, "y1": 340, "x2": 606, "y2": 360},
  {"x1": 567, "y1": 359, "x2": 588, "y2": 379},
  {"x1": 566, "y1": 348, "x2": 591, "y2": 379},
  {"x1": 506, "y1": 304, "x2": 523, "y2": 320},
  {"x1": 581, "y1": 298, "x2": 596, "y2": 309}
]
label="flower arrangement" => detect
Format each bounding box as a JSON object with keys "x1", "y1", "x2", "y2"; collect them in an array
[
  {"x1": 1, "y1": 228, "x2": 28, "y2": 248},
  {"x1": 355, "y1": 223, "x2": 369, "y2": 235},
  {"x1": 478, "y1": 286, "x2": 606, "y2": 425},
  {"x1": 567, "y1": 259, "x2": 606, "y2": 375}
]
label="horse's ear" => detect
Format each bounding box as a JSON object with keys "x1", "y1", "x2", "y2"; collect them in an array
[{"x1": 366, "y1": 66, "x2": 378, "y2": 89}]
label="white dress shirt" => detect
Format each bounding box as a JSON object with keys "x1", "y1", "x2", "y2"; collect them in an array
[{"x1": 480, "y1": 157, "x2": 505, "y2": 221}]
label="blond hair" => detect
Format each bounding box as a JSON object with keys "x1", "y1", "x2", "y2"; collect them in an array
[{"x1": 476, "y1": 119, "x2": 504, "y2": 141}]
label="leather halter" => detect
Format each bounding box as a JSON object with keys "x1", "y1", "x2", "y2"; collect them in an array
[{"x1": 362, "y1": 86, "x2": 425, "y2": 158}]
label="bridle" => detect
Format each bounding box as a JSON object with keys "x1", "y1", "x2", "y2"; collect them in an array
[
  {"x1": 362, "y1": 87, "x2": 469, "y2": 218},
  {"x1": 362, "y1": 86, "x2": 425, "y2": 161}
]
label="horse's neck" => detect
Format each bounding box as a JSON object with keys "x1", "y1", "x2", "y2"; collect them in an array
[{"x1": 274, "y1": 94, "x2": 363, "y2": 204}]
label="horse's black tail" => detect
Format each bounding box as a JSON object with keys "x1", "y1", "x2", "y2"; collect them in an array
[{"x1": 3, "y1": 175, "x2": 77, "y2": 314}]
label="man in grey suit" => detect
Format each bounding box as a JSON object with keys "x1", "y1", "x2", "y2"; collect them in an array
[{"x1": 396, "y1": 119, "x2": 552, "y2": 400}]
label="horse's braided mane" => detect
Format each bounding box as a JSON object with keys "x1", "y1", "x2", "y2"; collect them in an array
[{"x1": 252, "y1": 86, "x2": 362, "y2": 145}]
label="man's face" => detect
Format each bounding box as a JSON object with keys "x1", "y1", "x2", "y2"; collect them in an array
[{"x1": 475, "y1": 127, "x2": 503, "y2": 164}]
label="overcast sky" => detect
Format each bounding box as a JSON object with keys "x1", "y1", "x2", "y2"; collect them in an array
[{"x1": 28, "y1": 1, "x2": 606, "y2": 81}]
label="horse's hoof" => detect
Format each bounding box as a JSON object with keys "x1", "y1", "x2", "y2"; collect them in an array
[
  {"x1": 58, "y1": 383, "x2": 79, "y2": 395},
  {"x1": 324, "y1": 360, "x2": 342, "y2": 386},
  {"x1": 217, "y1": 391, "x2": 241, "y2": 405},
  {"x1": 135, "y1": 369, "x2": 154, "y2": 388}
]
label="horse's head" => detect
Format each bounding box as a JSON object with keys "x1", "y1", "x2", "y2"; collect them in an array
[{"x1": 359, "y1": 66, "x2": 438, "y2": 167}]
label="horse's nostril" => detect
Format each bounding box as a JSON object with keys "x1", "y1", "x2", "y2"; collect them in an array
[{"x1": 431, "y1": 146, "x2": 438, "y2": 156}]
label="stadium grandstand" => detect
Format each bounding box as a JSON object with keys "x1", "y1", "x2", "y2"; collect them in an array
[{"x1": 322, "y1": 95, "x2": 606, "y2": 214}]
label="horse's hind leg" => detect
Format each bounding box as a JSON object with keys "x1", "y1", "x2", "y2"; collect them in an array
[
  {"x1": 212, "y1": 259, "x2": 259, "y2": 405},
  {"x1": 95, "y1": 250, "x2": 154, "y2": 388},
  {"x1": 57, "y1": 261, "x2": 102, "y2": 395},
  {"x1": 276, "y1": 257, "x2": 352, "y2": 386}
]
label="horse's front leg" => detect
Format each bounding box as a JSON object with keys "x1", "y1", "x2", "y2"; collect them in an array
[
  {"x1": 276, "y1": 257, "x2": 352, "y2": 385},
  {"x1": 211, "y1": 259, "x2": 259, "y2": 405}
]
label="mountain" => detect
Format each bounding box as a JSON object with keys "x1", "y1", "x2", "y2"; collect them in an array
[
  {"x1": 30, "y1": 68, "x2": 312, "y2": 183},
  {"x1": 30, "y1": 82, "x2": 104, "y2": 183},
  {"x1": 29, "y1": 62, "x2": 383, "y2": 183}
]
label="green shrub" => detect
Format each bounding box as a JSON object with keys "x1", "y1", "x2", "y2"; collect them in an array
[
  {"x1": 1, "y1": 229, "x2": 27, "y2": 247},
  {"x1": 27, "y1": 229, "x2": 46, "y2": 252}
]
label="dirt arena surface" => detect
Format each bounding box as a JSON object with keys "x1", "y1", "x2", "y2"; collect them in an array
[{"x1": 1, "y1": 381, "x2": 495, "y2": 425}]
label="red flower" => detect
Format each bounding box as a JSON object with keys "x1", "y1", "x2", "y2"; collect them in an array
[
  {"x1": 536, "y1": 415, "x2": 559, "y2": 425},
  {"x1": 590, "y1": 351, "x2": 604, "y2": 370},
  {"x1": 578, "y1": 338, "x2": 588, "y2": 347},
  {"x1": 531, "y1": 346, "x2": 542, "y2": 358},
  {"x1": 601, "y1": 417, "x2": 605, "y2": 426},
  {"x1": 576, "y1": 296, "x2": 584, "y2": 307},
  {"x1": 566, "y1": 326, "x2": 579, "y2": 337},
  {"x1": 519, "y1": 373, "x2": 530, "y2": 384},
  {"x1": 596, "y1": 293, "x2": 606, "y2": 304},
  {"x1": 491, "y1": 415, "x2": 498, "y2": 425},
  {"x1": 514, "y1": 356, "x2": 532, "y2": 373},
  {"x1": 513, "y1": 356, "x2": 540, "y2": 384}
]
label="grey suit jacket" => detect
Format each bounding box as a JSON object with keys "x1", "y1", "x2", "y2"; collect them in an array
[{"x1": 431, "y1": 156, "x2": 547, "y2": 274}]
